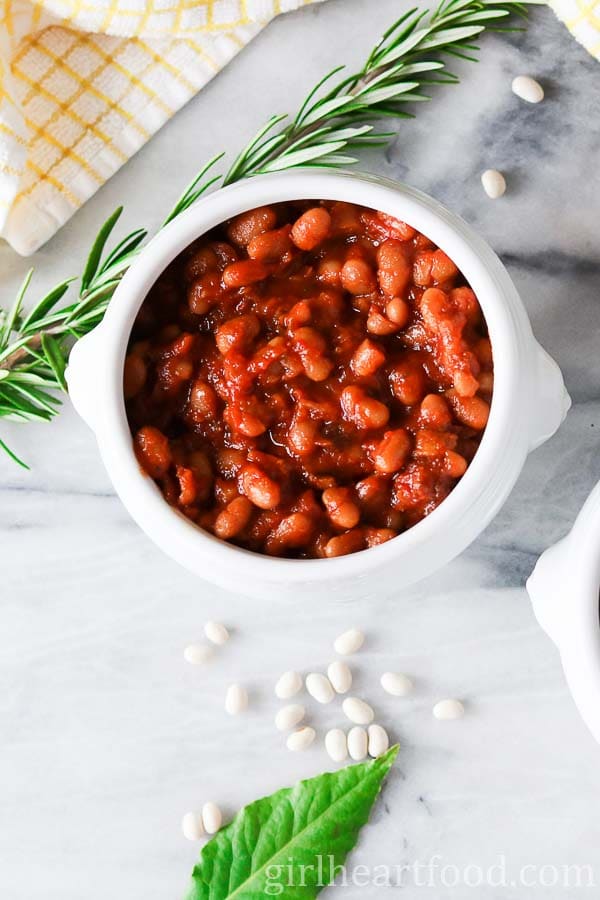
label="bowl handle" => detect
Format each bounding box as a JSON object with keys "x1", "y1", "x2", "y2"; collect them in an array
[
  {"x1": 65, "y1": 325, "x2": 106, "y2": 431},
  {"x1": 527, "y1": 341, "x2": 571, "y2": 451},
  {"x1": 526, "y1": 537, "x2": 571, "y2": 646}
]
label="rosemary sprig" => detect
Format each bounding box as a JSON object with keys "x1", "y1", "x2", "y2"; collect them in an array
[
  {"x1": 0, "y1": 0, "x2": 541, "y2": 467},
  {"x1": 0, "y1": 210, "x2": 146, "y2": 467}
]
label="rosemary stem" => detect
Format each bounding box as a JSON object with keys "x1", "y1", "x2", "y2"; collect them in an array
[
  {"x1": 232, "y1": 70, "x2": 375, "y2": 178},
  {"x1": 2, "y1": 335, "x2": 44, "y2": 371}
]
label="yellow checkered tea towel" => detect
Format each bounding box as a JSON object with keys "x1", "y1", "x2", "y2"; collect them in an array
[
  {"x1": 549, "y1": 0, "x2": 600, "y2": 60},
  {"x1": 0, "y1": 0, "x2": 322, "y2": 256}
]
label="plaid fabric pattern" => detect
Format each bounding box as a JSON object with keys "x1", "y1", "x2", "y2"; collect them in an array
[
  {"x1": 0, "y1": 0, "x2": 321, "y2": 255},
  {"x1": 549, "y1": 0, "x2": 600, "y2": 60}
]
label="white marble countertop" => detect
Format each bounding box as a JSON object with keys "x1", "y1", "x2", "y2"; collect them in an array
[{"x1": 2, "y1": 1, "x2": 600, "y2": 897}]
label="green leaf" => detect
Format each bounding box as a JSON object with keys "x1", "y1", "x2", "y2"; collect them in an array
[
  {"x1": 99, "y1": 228, "x2": 147, "y2": 274},
  {"x1": 164, "y1": 154, "x2": 226, "y2": 224},
  {"x1": 0, "y1": 407, "x2": 30, "y2": 421},
  {"x1": 80, "y1": 206, "x2": 123, "y2": 293},
  {"x1": 20, "y1": 279, "x2": 74, "y2": 334},
  {"x1": 259, "y1": 140, "x2": 349, "y2": 172},
  {"x1": 40, "y1": 333, "x2": 67, "y2": 391},
  {"x1": 2, "y1": 381, "x2": 61, "y2": 417},
  {"x1": 234, "y1": 134, "x2": 288, "y2": 177},
  {"x1": 0, "y1": 384, "x2": 54, "y2": 421},
  {"x1": 0, "y1": 269, "x2": 33, "y2": 351},
  {"x1": 375, "y1": 7, "x2": 421, "y2": 49},
  {"x1": 300, "y1": 94, "x2": 356, "y2": 128},
  {"x1": 294, "y1": 65, "x2": 346, "y2": 126},
  {"x1": 0, "y1": 437, "x2": 29, "y2": 469},
  {"x1": 185, "y1": 745, "x2": 399, "y2": 900},
  {"x1": 5, "y1": 370, "x2": 59, "y2": 389},
  {"x1": 432, "y1": 0, "x2": 474, "y2": 18},
  {"x1": 375, "y1": 25, "x2": 431, "y2": 66},
  {"x1": 358, "y1": 81, "x2": 421, "y2": 106},
  {"x1": 0, "y1": 334, "x2": 33, "y2": 366},
  {"x1": 419, "y1": 23, "x2": 484, "y2": 49},
  {"x1": 307, "y1": 153, "x2": 359, "y2": 167},
  {"x1": 372, "y1": 10, "x2": 428, "y2": 67},
  {"x1": 445, "y1": 8, "x2": 511, "y2": 23},
  {"x1": 224, "y1": 120, "x2": 287, "y2": 184}
]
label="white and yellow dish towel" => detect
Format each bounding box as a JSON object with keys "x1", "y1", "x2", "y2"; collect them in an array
[
  {"x1": 0, "y1": 0, "x2": 323, "y2": 256},
  {"x1": 550, "y1": 0, "x2": 600, "y2": 60},
  {"x1": 0, "y1": 0, "x2": 597, "y2": 256}
]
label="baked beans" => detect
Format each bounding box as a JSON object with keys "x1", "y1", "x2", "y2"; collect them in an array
[{"x1": 125, "y1": 200, "x2": 493, "y2": 558}]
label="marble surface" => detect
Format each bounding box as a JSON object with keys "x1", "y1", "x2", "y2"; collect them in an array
[{"x1": 2, "y1": 1, "x2": 600, "y2": 897}]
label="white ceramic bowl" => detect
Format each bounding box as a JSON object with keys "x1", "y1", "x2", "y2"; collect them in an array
[
  {"x1": 527, "y1": 483, "x2": 600, "y2": 744},
  {"x1": 66, "y1": 170, "x2": 570, "y2": 600}
]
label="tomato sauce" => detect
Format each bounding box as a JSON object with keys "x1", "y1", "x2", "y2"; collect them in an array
[{"x1": 125, "y1": 200, "x2": 493, "y2": 558}]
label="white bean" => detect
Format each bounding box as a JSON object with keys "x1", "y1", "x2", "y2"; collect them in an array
[
  {"x1": 368, "y1": 724, "x2": 390, "y2": 758},
  {"x1": 204, "y1": 621, "x2": 230, "y2": 645},
  {"x1": 202, "y1": 801, "x2": 223, "y2": 834},
  {"x1": 334, "y1": 628, "x2": 365, "y2": 656},
  {"x1": 182, "y1": 811, "x2": 204, "y2": 841},
  {"x1": 512, "y1": 75, "x2": 544, "y2": 103},
  {"x1": 342, "y1": 696, "x2": 374, "y2": 725},
  {"x1": 275, "y1": 704, "x2": 305, "y2": 732},
  {"x1": 380, "y1": 672, "x2": 413, "y2": 697},
  {"x1": 433, "y1": 698, "x2": 465, "y2": 721},
  {"x1": 183, "y1": 643, "x2": 213, "y2": 665},
  {"x1": 347, "y1": 726, "x2": 368, "y2": 761},
  {"x1": 327, "y1": 660, "x2": 352, "y2": 694},
  {"x1": 286, "y1": 726, "x2": 316, "y2": 752},
  {"x1": 225, "y1": 683, "x2": 248, "y2": 715},
  {"x1": 305, "y1": 673, "x2": 335, "y2": 704},
  {"x1": 325, "y1": 728, "x2": 348, "y2": 763},
  {"x1": 481, "y1": 169, "x2": 506, "y2": 200},
  {"x1": 275, "y1": 670, "x2": 303, "y2": 700}
]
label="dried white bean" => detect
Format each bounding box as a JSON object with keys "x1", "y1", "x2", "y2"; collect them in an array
[
  {"x1": 481, "y1": 169, "x2": 506, "y2": 199},
  {"x1": 182, "y1": 811, "x2": 204, "y2": 841},
  {"x1": 325, "y1": 728, "x2": 348, "y2": 763},
  {"x1": 512, "y1": 75, "x2": 544, "y2": 103},
  {"x1": 275, "y1": 704, "x2": 305, "y2": 732},
  {"x1": 334, "y1": 628, "x2": 364, "y2": 656},
  {"x1": 202, "y1": 801, "x2": 222, "y2": 834},
  {"x1": 286, "y1": 726, "x2": 316, "y2": 752},
  {"x1": 380, "y1": 672, "x2": 413, "y2": 697},
  {"x1": 305, "y1": 673, "x2": 334, "y2": 704},
  {"x1": 225, "y1": 683, "x2": 248, "y2": 715},
  {"x1": 368, "y1": 724, "x2": 390, "y2": 758},
  {"x1": 327, "y1": 660, "x2": 352, "y2": 694},
  {"x1": 347, "y1": 726, "x2": 368, "y2": 761},
  {"x1": 183, "y1": 644, "x2": 213, "y2": 665},
  {"x1": 204, "y1": 621, "x2": 229, "y2": 645},
  {"x1": 275, "y1": 670, "x2": 303, "y2": 700},
  {"x1": 433, "y1": 698, "x2": 465, "y2": 721},
  {"x1": 342, "y1": 696, "x2": 374, "y2": 725}
]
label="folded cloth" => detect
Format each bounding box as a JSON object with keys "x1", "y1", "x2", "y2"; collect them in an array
[
  {"x1": 0, "y1": 0, "x2": 323, "y2": 256},
  {"x1": 548, "y1": 0, "x2": 600, "y2": 61}
]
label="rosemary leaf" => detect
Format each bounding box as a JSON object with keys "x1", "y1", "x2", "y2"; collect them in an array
[
  {"x1": 0, "y1": 437, "x2": 30, "y2": 469},
  {"x1": 20, "y1": 280, "x2": 75, "y2": 335},
  {"x1": 80, "y1": 207, "x2": 123, "y2": 293},
  {"x1": 0, "y1": 269, "x2": 33, "y2": 351},
  {"x1": 41, "y1": 333, "x2": 68, "y2": 391}
]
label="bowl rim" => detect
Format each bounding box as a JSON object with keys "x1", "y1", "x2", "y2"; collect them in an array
[{"x1": 88, "y1": 169, "x2": 531, "y2": 583}]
